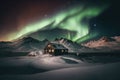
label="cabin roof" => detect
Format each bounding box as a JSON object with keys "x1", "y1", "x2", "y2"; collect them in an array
[{"x1": 46, "y1": 42, "x2": 68, "y2": 49}]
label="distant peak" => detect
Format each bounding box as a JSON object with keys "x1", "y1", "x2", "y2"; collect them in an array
[
  {"x1": 17, "y1": 37, "x2": 40, "y2": 43},
  {"x1": 43, "y1": 39, "x2": 49, "y2": 42},
  {"x1": 22, "y1": 37, "x2": 34, "y2": 40},
  {"x1": 99, "y1": 36, "x2": 115, "y2": 42}
]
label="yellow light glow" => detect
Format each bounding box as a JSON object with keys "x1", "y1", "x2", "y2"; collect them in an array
[{"x1": 52, "y1": 49, "x2": 54, "y2": 52}]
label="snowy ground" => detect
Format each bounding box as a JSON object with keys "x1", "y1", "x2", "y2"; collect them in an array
[{"x1": 0, "y1": 54, "x2": 120, "y2": 80}]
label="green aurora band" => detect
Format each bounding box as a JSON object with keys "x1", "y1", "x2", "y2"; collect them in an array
[{"x1": 9, "y1": 5, "x2": 107, "y2": 43}]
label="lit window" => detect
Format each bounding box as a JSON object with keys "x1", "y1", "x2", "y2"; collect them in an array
[
  {"x1": 48, "y1": 44, "x2": 51, "y2": 47},
  {"x1": 49, "y1": 50, "x2": 51, "y2": 52},
  {"x1": 52, "y1": 49, "x2": 54, "y2": 52}
]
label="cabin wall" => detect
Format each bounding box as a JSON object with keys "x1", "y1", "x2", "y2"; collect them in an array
[
  {"x1": 44, "y1": 44, "x2": 68, "y2": 55},
  {"x1": 54, "y1": 49, "x2": 68, "y2": 55}
]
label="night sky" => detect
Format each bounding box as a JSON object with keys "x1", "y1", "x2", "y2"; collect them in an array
[{"x1": 0, "y1": 0, "x2": 119, "y2": 41}]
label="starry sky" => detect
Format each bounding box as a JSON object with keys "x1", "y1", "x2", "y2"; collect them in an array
[{"x1": 0, "y1": 0, "x2": 119, "y2": 42}]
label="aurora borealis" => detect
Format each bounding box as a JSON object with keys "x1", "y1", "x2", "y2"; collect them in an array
[
  {"x1": 18, "y1": 5, "x2": 106, "y2": 43},
  {"x1": 1, "y1": 0, "x2": 119, "y2": 43},
  {"x1": 8, "y1": 4, "x2": 107, "y2": 42}
]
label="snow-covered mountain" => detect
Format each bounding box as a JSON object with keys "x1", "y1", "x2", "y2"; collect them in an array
[
  {"x1": 0, "y1": 41, "x2": 13, "y2": 51},
  {"x1": 0, "y1": 36, "x2": 120, "y2": 53},
  {"x1": 12, "y1": 37, "x2": 49, "y2": 52},
  {"x1": 82, "y1": 36, "x2": 120, "y2": 52},
  {"x1": 0, "y1": 37, "x2": 82, "y2": 52},
  {"x1": 0, "y1": 37, "x2": 49, "y2": 52},
  {"x1": 0, "y1": 37, "x2": 81, "y2": 52},
  {"x1": 54, "y1": 38, "x2": 82, "y2": 52}
]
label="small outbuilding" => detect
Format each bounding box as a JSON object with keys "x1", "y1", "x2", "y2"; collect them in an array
[{"x1": 44, "y1": 42, "x2": 68, "y2": 55}]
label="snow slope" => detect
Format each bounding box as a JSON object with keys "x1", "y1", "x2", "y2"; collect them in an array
[
  {"x1": 0, "y1": 53, "x2": 120, "y2": 80},
  {"x1": 0, "y1": 56, "x2": 120, "y2": 80}
]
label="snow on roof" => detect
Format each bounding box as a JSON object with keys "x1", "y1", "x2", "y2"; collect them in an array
[{"x1": 49, "y1": 42, "x2": 68, "y2": 49}]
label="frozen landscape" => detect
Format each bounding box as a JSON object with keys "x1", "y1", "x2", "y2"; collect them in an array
[
  {"x1": 0, "y1": 36, "x2": 120, "y2": 80},
  {"x1": 0, "y1": 53, "x2": 120, "y2": 80},
  {"x1": 0, "y1": 0, "x2": 119, "y2": 80}
]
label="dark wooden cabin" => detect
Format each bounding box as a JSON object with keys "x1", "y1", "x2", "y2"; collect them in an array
[{"x1": 44, "y1": 42, "x2": 68, "y2": 55}]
